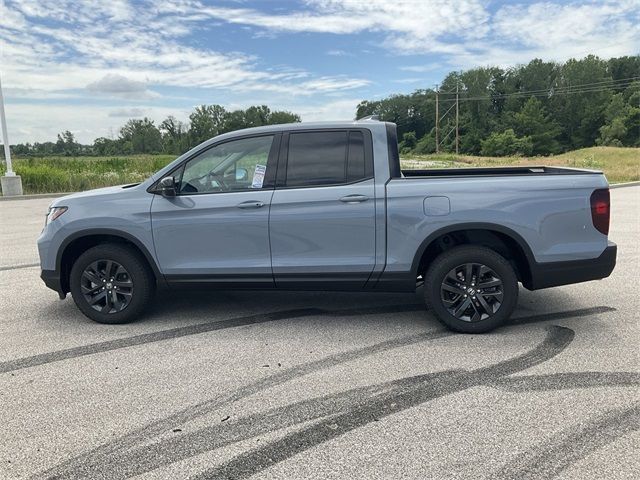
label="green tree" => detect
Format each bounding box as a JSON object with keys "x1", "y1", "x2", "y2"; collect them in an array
[
  {"x1": 160, "y1": 116, "x2": 189, "y2": 154},
  {"x1": 480, "y1": 129, "x2": 533, "y2": 156},
  {"x1": 597, "y1": 118, "x2": 627, "y2": 146},
  {"x1": 119, "y1": 118, "x2": 162, "y2": 154},
  {"x1": 93, "y1": 137, "x2": 120, "y2": 155},
  {"x1": 597, "y1": 93, "x2": 637, "y2": 146},
  {"x1": 399, "y1": 131, "x2": 417, "y2": 154},
  {"x1": 189, "y1": 105, "x2": 227, "y2": 145},
  {"x1": 56, "y1": 130, "x2": 80, "y2": 156},
  {"x1": 550, "y1": 55, "x2": 611, "y2": 148},
  {"x1": 414, "y1": 130, "x2": 436, "y2": 154},
  {"x1": 268, "y1": 110, "x2": 301, "y2": 125},
  {"x1": 513, "y1": 97, "x2": 561, "y2": 155}
]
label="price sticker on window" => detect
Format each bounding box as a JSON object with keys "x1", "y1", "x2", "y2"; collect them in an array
[{"x1": 251, "y1": 164, "x2": 267, "y2": 188}]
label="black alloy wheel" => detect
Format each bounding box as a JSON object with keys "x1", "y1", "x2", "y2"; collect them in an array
[
  {"x1": 70, "y1": 244, "x2": 154, "y2": 324},
  {"x1": 440, "y1": 262, "x2": 504, "y2": 322},
  {"x1": 80, "y1": 259, "x2": 134, "y2": 314},
  {"x1": 424, "y1": 245, "x2": 518, "y2": 333}
]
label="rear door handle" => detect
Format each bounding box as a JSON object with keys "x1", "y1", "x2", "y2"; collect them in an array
[
  {"x1": 237, "y1": 200, "x2": 265, "y2": 209},
  {"x1": 339, "y1": 194, "x2": 369, "y2": 203}
]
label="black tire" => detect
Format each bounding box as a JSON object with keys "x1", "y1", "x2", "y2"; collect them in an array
[
  {"x1": 70, "y1": 244, "x2": 154, "y2": 324},
  {"x1": 424, "y1": 245, "x2": 518, "y2": 333}
]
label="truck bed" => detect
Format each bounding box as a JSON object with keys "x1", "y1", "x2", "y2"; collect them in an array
[{"x1": 401, "y1": 166, "x2": 601, "y2": 178}]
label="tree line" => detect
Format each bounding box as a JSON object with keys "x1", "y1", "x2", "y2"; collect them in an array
[
  {"x1": 11, "y1": 105, "x2": 300, "y2": 157},
  {"x1": 357, "y1": 55, "x2": 639, "y2": 156},
  {"x1": 7, "y1": 55, "x2": 639, "y2": 159}
]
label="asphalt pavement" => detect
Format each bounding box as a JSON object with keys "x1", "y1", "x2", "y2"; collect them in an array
[{"x1": 0, "y1": 186, "x2": 638, "y2": 479}]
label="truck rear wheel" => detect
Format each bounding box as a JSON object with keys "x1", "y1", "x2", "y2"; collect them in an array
[
  {"x1": 69, "y1": 244, "x2": 154, "y2": 324},
  {"x1": 424, "y1": 245, "x2": 518, "y2": 333}
]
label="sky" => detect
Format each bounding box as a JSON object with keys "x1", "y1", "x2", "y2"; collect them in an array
[{"x1": 1, "y1": 0, "x2": 639, "y2": 144}]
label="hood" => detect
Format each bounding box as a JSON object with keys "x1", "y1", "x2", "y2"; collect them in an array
[{"x1": 51, "y1": 183, "x2": 142, "y2": 206}]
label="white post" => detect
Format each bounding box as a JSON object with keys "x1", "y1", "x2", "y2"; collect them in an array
[
  {"x1": 0, "y1": 73, "x2": 23, "y2": 195},
  {"x1": 0, "y1": 74, "x2": 14, "y2": 175}
]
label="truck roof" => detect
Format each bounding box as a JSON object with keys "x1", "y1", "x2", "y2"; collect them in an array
[{"x1": 205, "y1": 118, "x2": 388, "y2": 144}]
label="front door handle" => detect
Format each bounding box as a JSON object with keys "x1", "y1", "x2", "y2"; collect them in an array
[
  {"x1": 339, "y1": 194, "x2": 369, "y2": 204},
  {"x1": 237, "y1": 200, "x2": 265, "y2": 209}
]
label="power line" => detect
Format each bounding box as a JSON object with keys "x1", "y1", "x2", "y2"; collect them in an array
[
  {"x1": 439, "y1": 102, "x2": 455, "y2": 123},
  {"x1": 437, "y1": 76, "x2": 640, "y2": 99},
  {"x1": 439, "y1": 78, "x2": 638, "y2": 103}
]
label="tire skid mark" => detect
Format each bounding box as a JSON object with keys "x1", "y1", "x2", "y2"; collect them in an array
[
  {"x1": 1, "y1": 304, "x2": 612, "y2": 375},
  {"x1": 492, "y1": 372, "x2": 640, "y2": 391},
  {"x1": 22, "y1": 306, "x2": 615, "y2": 479},
  {"x1": 494, "y1": 403, "x2": 640, "y2": 480},
  {"x1": 36, "y1": 330, "x2": 452, "y2": 479},
  {"x1": 50, "y1": 369, "x2": 464, "y2": 480},
  {"x1": 1, "y1": 303, "x2": 424, "y2": 374},
  {"x1": 188, "y1": 326, "x2": 575, "y2": 480},
  {"x1": 0, "y1": 262, "x2": 39, "y2": 271},
  {"x1": 510, "y1": 306, "x2": 616, "y2": 325}
]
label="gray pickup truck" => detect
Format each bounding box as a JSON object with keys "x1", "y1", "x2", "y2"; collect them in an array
[{"x1": 38, "y1": 119, "x2": 616, "y2": 332}]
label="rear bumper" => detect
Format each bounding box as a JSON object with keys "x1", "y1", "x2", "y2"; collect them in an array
[
  {"x1": 41, "y1": 269, "x2": 66, "y2": 299},
  {"x1": 526, "y1": 242, "x2": 617, "y2": 290}
]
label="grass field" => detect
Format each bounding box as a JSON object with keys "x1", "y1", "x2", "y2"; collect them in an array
[
  {"x1": 1, "y1": 147, "x2": 638, "y2": 194},
  {"x1": 0, "y1": 155, "x2": 175, "y2": 194},
  {"x1": 401, "y1": 147, "x2": 639, "y2": 184}
]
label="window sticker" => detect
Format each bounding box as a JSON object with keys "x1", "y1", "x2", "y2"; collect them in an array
[{"x1": 251, "y1": 164, "x2": 267, "y2": 188}]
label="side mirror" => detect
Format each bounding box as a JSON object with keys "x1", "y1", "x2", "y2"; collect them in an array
[
  {"x1": 236, "y1": 168, "x2": 248, "y2": 181},
  {"x1": 156, "y1": 176, "x2": 176, "y2": 197}
]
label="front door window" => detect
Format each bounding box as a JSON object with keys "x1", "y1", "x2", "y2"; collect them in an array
[{"x1": 179, "y1": 135, "x2": 274, "y2": 194}]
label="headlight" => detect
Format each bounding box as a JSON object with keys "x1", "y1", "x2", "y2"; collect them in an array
[{"x1": 45, "y1": 206, "x2": 68, "y2": 226}]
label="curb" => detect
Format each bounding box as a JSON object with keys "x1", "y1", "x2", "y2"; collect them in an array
[
  {"x1": 610, "y1": 181, "x2": 640, "y2": 189},
  {"x1": 0, "y1": 192, "x2": 72, "y2": 201}
]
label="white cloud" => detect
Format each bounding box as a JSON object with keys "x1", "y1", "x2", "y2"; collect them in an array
[
  {"x1": 108, "y1": 108, "x2": 148, "y2": 118},
  {"x1": 326, "y1": 49, "x2": 353, "y2": 57},
  {"x1": 284, "y1": 99, "x2": 363, "y2": 122},
  {"x1": 194, "y1": 0, "x2": 489, "y2": 53},
  {"x1": 86, "y1": 74, "x2": 159, "y2": 99},
  {"x1": 399, "y1": 64, "x2": 443, "y2": 73},
  {"x1": 490, "y1": 0, "x2": 640, "y2": 64},
  {"x1": 1, "y1": 0, "x2": 369, "y2": 95},
  {"x1": 2, "y1": 0, "x2": 638, "y2": 144},
  {"x1": 3, "y1": 103, "x2": 191, "y2": 144},
  {"x1": 184, "y1": 0, "x2": 639, "y2": 65}
]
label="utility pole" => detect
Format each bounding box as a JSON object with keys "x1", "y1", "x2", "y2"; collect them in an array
[
  {"x1": 0, "y1": 73, "x2": 23, "y2": 196},
  {"x1": 455, "y1": 82, "x2": 459, "y2": 155},
  {"x1": 435, "y1": 85, "x2": 439, "y2": 154}
]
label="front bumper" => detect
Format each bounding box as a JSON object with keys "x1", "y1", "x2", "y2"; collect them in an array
[
  {"x1": 526, "y1": 242, "x2": 617, "y2": 290},
  {"x1": 41, "y1": 269, "x2": 66, "y2": 299}
]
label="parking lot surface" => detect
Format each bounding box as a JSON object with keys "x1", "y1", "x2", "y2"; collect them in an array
[{"x1": 0, "y1": 187, "x2": 638, "y2": 479}]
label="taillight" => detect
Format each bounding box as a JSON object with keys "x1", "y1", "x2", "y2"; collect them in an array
[{"x1": 590, "y1": 188, "x2": 610, "y2": 235}]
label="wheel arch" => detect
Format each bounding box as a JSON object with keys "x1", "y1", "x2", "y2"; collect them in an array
[
  {"x1": 411, "y1": 223, "x2": 535, "y2": 288},
  {"x1": 56, "y1": 229, "x2": 164, "y2": 294}
]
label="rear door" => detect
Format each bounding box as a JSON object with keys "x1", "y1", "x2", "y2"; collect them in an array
[{"x1": 269, "y1": 129, "x2": 376, "y2": 289}]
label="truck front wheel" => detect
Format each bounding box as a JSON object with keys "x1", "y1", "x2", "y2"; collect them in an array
[
  {"x1": 69, "y1": 244, "x2": 154, "y2": 324},
  {"x1": 424, "y1": 246, "x2": 518, "y2": 333}
]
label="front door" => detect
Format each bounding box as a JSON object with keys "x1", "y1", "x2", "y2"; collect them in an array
[
  {"x1": 151, "y1": 134, "x2": 278, "y2": 288},
  {"x1": 269, "y1": 129, "x2": 377, "y2": 289}
]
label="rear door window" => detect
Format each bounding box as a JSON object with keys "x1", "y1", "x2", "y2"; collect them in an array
[{"x1": 284, "y1": 130, "x2": 372, "y2": 187}]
